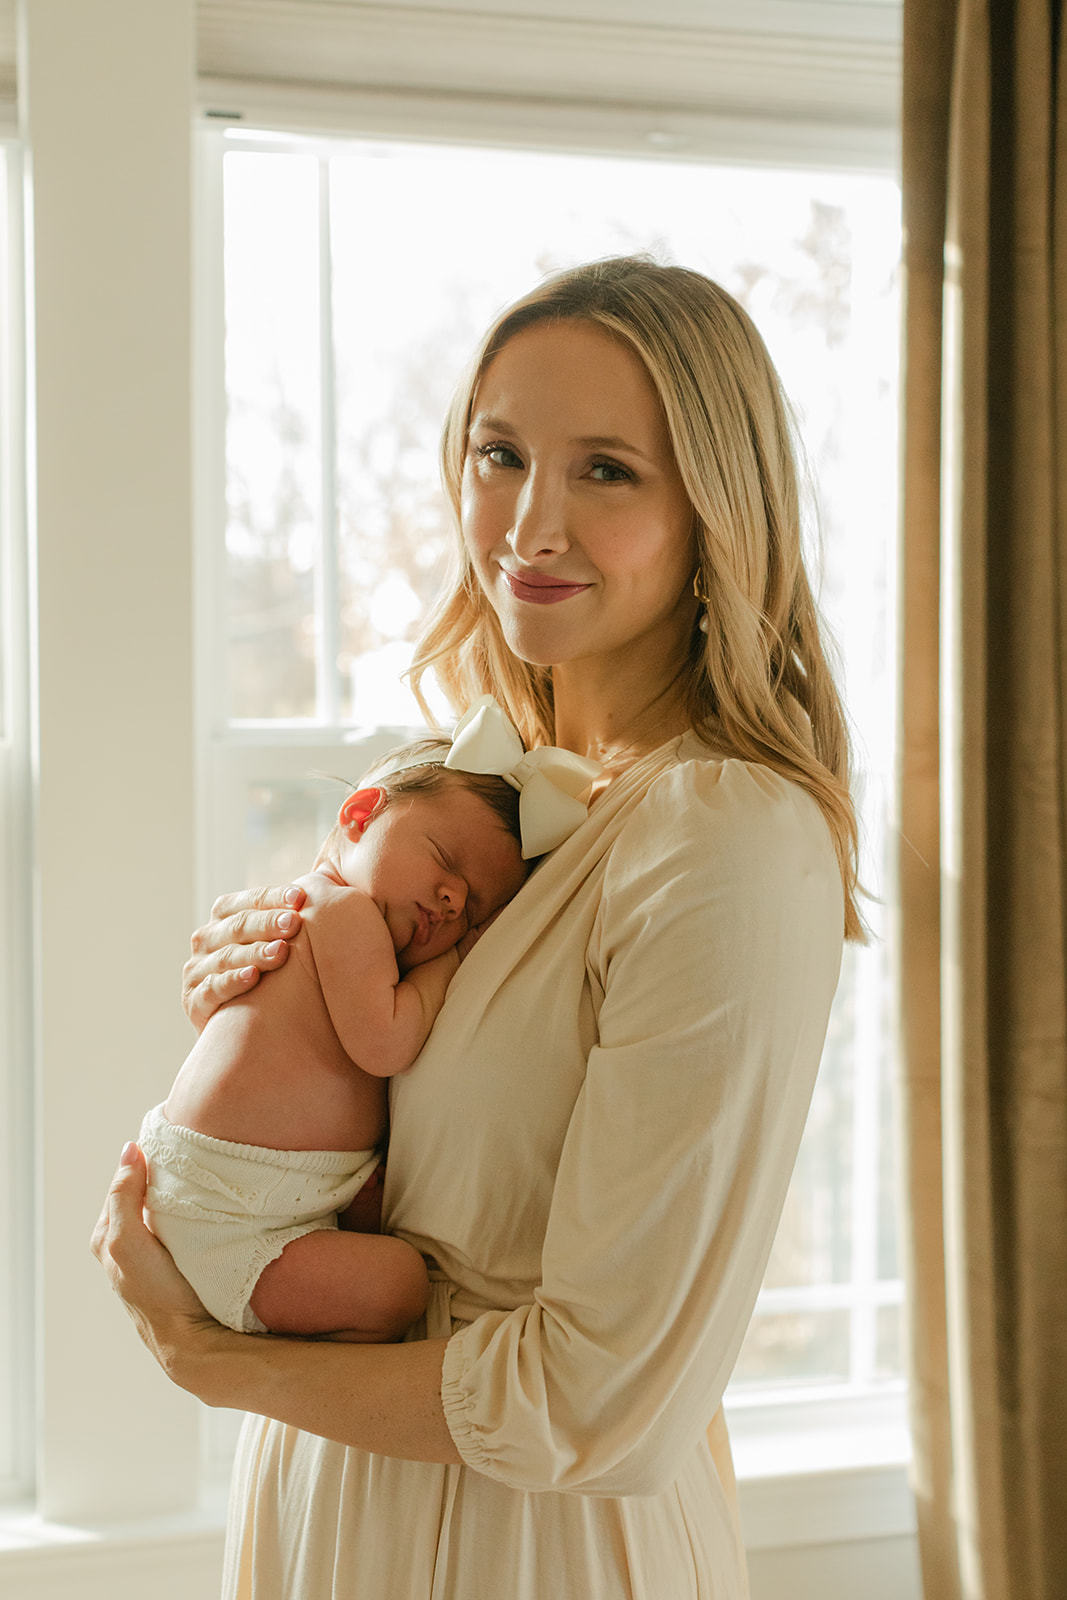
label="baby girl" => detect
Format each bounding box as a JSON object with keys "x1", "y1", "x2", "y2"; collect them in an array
[{"x1": 139, "y1": 738, "x2": 530, "y2": 1344}]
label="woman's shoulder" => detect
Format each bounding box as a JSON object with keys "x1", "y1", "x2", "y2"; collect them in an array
[
  {"x1": 612, "y1": 735, "x2": 839, "y2": 884},
  {"x1": 591, "y1": 738, "x2": 845, "y2": 966}
]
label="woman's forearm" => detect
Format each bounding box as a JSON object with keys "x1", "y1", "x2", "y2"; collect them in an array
[
  {"x1": 183, "y1": 1325, "x2": 461, "y2": 1464},
  {"x1": 92, "y1": 1144, "x2": 462, "y2": 1466}
]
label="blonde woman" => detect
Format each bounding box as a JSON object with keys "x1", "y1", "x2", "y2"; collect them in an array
[{"x1": 94, "y1": 257, "x2": 859, "y2": 1600}]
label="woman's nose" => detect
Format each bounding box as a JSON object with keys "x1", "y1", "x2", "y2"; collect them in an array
[{"x1": 507, "y1": 470, "x2": 570, "y2": 561}]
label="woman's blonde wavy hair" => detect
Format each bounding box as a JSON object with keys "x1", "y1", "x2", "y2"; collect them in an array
[{"x1": 409, "y1": 256, "x2": 863, "y2": 939}]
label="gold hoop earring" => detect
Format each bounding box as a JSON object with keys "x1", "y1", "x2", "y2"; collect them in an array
[{"x1": 693, "y1": 571, "x2": 711, "y2": 635}]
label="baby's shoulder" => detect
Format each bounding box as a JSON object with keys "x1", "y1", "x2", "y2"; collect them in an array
[{"x1": 294, "y1": 871, "x2": 382, "y2": 933}]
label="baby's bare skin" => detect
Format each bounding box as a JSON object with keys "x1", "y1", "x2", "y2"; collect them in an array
[
  {"x1": 165, "y1": 869, "x2": 458, "y2": 1154},
  {"x1": 153, "y1": 784, "x2": 528, "y2": 1342}
]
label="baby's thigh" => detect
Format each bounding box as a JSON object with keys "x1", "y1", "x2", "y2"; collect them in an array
[{"x1": 250, "y1": 1229, "x2": 429, "y2": 1342}]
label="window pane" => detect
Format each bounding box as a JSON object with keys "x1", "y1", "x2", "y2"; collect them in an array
[
  {"x1": 224, "y1": 151, "x2": 321, "y2": 718},
  {"x1": 878, "y1": 1010, "x2": 903, "y2": 1283},
  {"x1": 244, "y1": 778, "x2": 342, "y2": 889},
  {"x1": 732, "y1": 1309, "x2": 852, "y2": 1389},
  {"x1": 876, "y1": 1302, "x2": 905, "y2": 1380},
  {"x1": 762, "y1": 946, "x2": 857, "y2": 1288},
  {"x1": 216, "y1": 132, "x2": 902, "y2": 1397},
  {"x1": 322, "y1": 143, "x2": 900, "y2": 739}
]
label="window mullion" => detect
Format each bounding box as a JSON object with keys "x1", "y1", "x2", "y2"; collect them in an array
[
  {"x1": 849, "y1": 941, "x2": 884, "y2": 1386},
  {"x1": 316, "y1": 154, "x2": 341, "y2": 727}
]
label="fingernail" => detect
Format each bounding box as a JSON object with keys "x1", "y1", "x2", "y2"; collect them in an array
[
  {"x1": 266, "y1": 941, "x2": 284, "y2": 958},
  {"x1": 278, "y1": 912, "x2": 296, "y2": 934},
  {"x1": 120, "y1": 1142, "x2": 138, "y2": 1166},
  {"x1": 240, "y1": 965, "x2": 257, "y2": 981},
  {"x1": 284, "y1": 886, "x2": 302, "y2": 906}
]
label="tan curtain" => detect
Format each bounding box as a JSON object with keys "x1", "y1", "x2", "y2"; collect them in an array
[{"x1": 899, "y1": 2, "x2": 1067, "y2": 1597}]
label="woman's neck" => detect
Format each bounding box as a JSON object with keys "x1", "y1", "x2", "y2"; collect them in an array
[{"x1": 551, "y1": 655, "x2": 693, "y2": 769}]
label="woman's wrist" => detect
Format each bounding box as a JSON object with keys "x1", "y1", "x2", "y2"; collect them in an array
[{"x1": 158, "y1": 1313, "x2": 251, "y2": 1406}]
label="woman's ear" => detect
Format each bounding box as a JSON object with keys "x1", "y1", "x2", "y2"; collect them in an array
[{"x1": 339, "y1": 787, "x2": 386, "y2": 840}]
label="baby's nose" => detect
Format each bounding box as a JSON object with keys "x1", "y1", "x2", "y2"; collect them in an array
[{"x1": 439, "y1": 877, "x2": 467, "y2": 916}]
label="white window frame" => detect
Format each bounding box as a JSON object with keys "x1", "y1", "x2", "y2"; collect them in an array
[
  {"x1": 0, "y1": 137, "x2": 32, "y2": 1508},
  {"x1": 194, "y1": 106, "x2": 911, "y2": 1526}
]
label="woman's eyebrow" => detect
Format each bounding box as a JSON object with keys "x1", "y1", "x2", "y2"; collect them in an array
[
  {"x1": 469, "y1": 411, "x2": 513, "y2": 434},
  {"x1": 573, "y1": 434, "x2": 654, "y2": 463},
  {"x1": 470, "y1": 415, "x2": 653, "y2": 464}
]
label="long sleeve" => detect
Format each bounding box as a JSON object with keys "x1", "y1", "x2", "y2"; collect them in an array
[{"x1": 440, "y1": 758, "x2": 844, "y2": 1496}]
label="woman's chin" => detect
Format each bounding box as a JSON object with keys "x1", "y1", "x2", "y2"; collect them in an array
[{"x1": 494, "y1": 614, "x2": 590, "y2": 670}]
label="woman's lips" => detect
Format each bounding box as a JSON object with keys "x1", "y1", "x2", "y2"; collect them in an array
[{"x1": 501, "y1": 568, "x2": 592, "y2": 605}]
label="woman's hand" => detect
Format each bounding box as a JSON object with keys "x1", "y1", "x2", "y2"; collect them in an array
[
  {"x1": 90, "y1": 1144, "x2": 230, "y2": 1396},
  {"x1": 182, "y1": 884, "x2": 306, "y2": 1032},
  {"x1": 92, "y1": 1151, "x2": 459, "y2": 1461}
]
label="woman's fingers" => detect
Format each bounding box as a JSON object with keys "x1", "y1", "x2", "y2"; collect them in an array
[
  {"x1": 183, "y1": 935, "x2": 290, "y2": 989},
  {"x1": 90, "y1": 1141, "x2": 145, "y2": 1277},
  {"x1": 182, "y1": 886, "x2": 306, "y2": 1029},
  {"x1": 182, "y1": 963, "x2": 255, "y2": 1031},
  {"x1": 208, "y1": 883, "x2": 305, "y2": 925},
  {"x1": 182, "y1": 938, "x2": 291, "y2": 1026},
  {"x1": 91, "y1": 1143, "x2": 215, "y2": 1366},
  {"x1": 190, "y1": 907, "x2": 301, "y2": 962}
]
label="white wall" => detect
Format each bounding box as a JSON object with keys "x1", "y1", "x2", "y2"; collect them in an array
[{"x1": 21, "y1": 0, "x2": 200, "y2": 1523}]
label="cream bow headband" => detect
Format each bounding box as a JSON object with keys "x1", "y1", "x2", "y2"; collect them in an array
[
  {"x1": 444, "y1": 696, "x2": 602, "y2": 859},
  {"x1": 389, "y1": 695, "x2": 602, "y2": 860}
]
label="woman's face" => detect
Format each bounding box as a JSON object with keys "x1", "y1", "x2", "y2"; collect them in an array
[{"x1": 461, "y1": 320, "x2": 698, "y2": 675}]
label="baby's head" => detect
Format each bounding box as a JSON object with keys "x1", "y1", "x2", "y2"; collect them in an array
[{"x1": 319, "y1": 741, "x2": 530, "y2": 971}]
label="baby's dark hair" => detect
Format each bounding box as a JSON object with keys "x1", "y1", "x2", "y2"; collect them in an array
[{"x1": 361, "y1": 738, "x2": 523, "y2": 846}]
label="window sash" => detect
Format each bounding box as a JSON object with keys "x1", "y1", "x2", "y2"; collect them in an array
[{"x1": 198, "y1": 124, "x2": 904, "y2": 1425}]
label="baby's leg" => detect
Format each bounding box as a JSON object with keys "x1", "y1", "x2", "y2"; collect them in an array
[{"x1": 249, "y1": 1230, "x2": 429, "y2": 1342}]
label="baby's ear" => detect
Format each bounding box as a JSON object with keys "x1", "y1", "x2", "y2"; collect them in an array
[{"x1": 339, "y1": 786, "x2": 386, "y2": 840}]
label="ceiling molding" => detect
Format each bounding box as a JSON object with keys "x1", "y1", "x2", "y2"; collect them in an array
[
  {"x1": 197, "y1": 2, "x2": 901, "y2": 127},
  {"x1": 197, "y1": 76, "x2": 899, "y2": 173},
  {"x1": 0, "y1": 1, "x2": 900, "y2": 146}
]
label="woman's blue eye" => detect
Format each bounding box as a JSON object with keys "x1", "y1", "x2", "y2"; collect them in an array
[{"x1": 590, "y1": 460, "x2": 633, "y2": 483}]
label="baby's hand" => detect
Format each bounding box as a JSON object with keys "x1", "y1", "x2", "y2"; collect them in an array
[{"x1": 455, "y1": 906, "x2": 504, "y2": 962}]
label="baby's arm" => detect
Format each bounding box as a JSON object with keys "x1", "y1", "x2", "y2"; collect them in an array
[{"x1": 303, "y1": 884, "x2": 458, "y2": 1077}]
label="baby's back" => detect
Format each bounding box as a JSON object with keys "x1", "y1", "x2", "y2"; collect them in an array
[{"x1": 165, "y1": 886, "x2": 389, "y2": 1154}]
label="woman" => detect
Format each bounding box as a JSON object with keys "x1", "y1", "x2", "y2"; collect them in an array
[{"x1": 94, "y1": 256, "x2": 860, "y2": 1599}]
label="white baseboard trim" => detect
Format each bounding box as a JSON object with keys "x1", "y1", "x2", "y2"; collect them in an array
[
  {"x1": 0, "y1": 1517, "x2": 225, "y2": 1600},
  {"x1": 738, "y1": 1462, "x2": 916, "y2": 1551}
]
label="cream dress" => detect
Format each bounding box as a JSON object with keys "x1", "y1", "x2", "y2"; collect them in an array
[{"x1": 222, "y1": 734, "x2": 844, "y2": 1600}]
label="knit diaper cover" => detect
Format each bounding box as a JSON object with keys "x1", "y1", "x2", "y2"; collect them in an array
[{"x1": 139, "y1": 1103, "x2": 380, "y2": 1333}]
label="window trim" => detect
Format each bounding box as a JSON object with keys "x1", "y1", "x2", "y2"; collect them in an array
[
  {"x1": 197, "y1": 117, "x2": 908, "y2": 1476},
  {"x1": 0, "y1": 137, "x2": 32, "y2": 1505}
]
